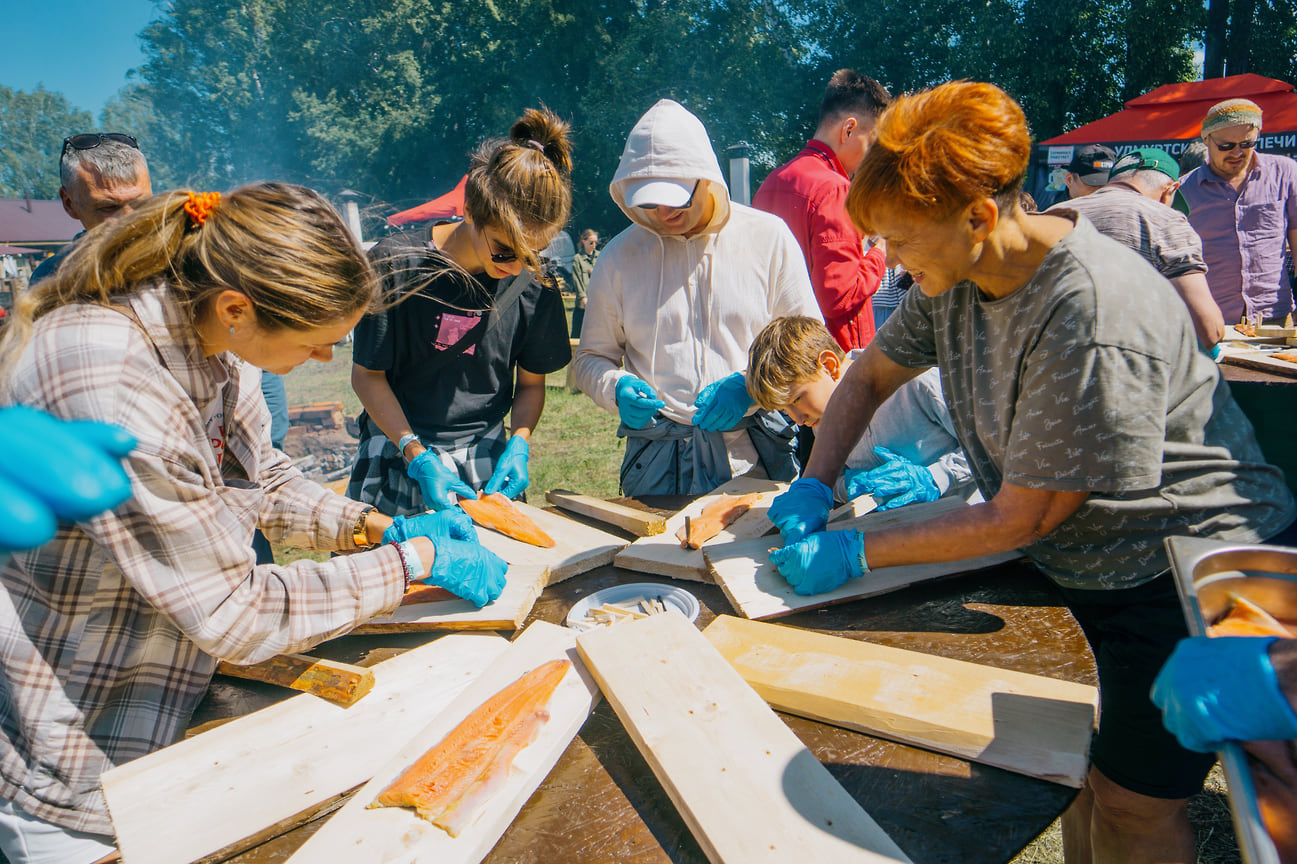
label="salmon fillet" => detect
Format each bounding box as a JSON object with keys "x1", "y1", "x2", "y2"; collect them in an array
[
  {"x1": 370, "y1": 659, "x2": 570, "y2": 835},
  {"x1": 676, "y1": 492, "x2": 763, "y2": 549},
  {"x1": 400, "y1": 583, "x2": 455, "y2": 606},
  {"x1": 1209, "y1": 595, "x2": 1296, "y2": 638},
  {"x1": 1236, "y1": 322, "x2": 1257, "y2": 337},
  {"x1": 1273, "y1": 351, "x2": 1297, "y2": 364},
  {"x1": 459, "y1": 493, "x2": 556, "y2": 548}
]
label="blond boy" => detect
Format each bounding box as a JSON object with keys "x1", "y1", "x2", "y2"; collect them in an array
[{"x1": 747, "y1": 317, "x2": 977, "y2": 509}]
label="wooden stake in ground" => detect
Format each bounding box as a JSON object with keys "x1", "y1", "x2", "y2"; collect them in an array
[
  {"x1": 576, "y1": 610, "x2": 912, "y2": 864},
  {"x1": 703, "y1": 615, "x2": 1097, "y2": 788}
]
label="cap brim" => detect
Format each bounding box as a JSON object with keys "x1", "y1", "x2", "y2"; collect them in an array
[
  {"x1": 626, "y1": 179, "x2": 694, "y2": 208},
  {"x1": 1075, "y1": 170, "x2": 1109, "y2": 185}
]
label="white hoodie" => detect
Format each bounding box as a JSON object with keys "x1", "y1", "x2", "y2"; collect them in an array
[{"x1": 574, "y1": 99, "x2": 821, "y2": 428}]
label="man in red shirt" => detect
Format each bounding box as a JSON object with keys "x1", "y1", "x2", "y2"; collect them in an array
[{"x1": 754, "y1": 70, "x2": 891, "y2": 349}]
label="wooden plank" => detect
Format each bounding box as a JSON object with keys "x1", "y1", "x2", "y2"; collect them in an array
[
  {"x1": 705, "y1": 498, "x2": 1023, "y2": 620},
  {"x1": 286, "y1": 620, "x2": 600, "y2": 864},
  {"x1": 546, "y1": 488, "x2": 667, "y2": 536},
  {"x1": 613, "y1": 476, "x2": 787, "y2": 582},
  {"x1": 466, "y1": 499, "x2": 630, "y2": 584},
  {"x1": 1222, "y1": 348, "x2": 1297, "y2": 379},
  {"x1": 353, "y1": 564, "x2": 546, "y2": 633},
  {"x1": 103, "y1": 632, "x2": 510, "y2": 864},
  {"x1": 215, "y1": 654, "x2": 374, "y2": 706},
  {"x1": 702, "y1": 615, "x2": 1097, "y2": 788},
  {"x1": 576, "y1": 611, "x2": 910, "y2": 864}
]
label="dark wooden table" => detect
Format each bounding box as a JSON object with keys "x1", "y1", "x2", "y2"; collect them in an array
[{"x1": 207, "y1": 540, "x2": 1096, "y2": 864}]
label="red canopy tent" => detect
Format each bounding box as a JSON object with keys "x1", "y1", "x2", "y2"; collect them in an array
[
  {"x1": 1030, "y1": 74, "x2": 1297, "y2": 200},
  {"x1": 387, "y1": 175, "x2": 467, "y2": 227}
]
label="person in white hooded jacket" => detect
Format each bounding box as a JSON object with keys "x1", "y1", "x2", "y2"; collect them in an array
[{"x1": 573, "y1": 99, "x2": 822, "y2": 496}]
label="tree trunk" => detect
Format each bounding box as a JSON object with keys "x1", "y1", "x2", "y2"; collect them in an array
[{"x1": 1204, "y1": 0, "x2": 1229, "y2": 78}]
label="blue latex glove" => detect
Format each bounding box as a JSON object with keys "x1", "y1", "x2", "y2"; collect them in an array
[
  {"x1": 843, "y1": 446, "x2": 940, "y2": 511},
  {"x1": 769, "y1": 530, "x2": 866, "y2": 596},
  {"x1": 424, "y1": 538, "x2": 509, "y2": 607},
  {"x1": 766, "y1": 477, "x2": 834, "y2": 545},
  {"x1": 0, "y1": 406, "x2": 135, "y2": 552},
  {"x1": 1152, "y1": 636, "x2": 1297, "y2": 752},
  {"x1": 692, "y1": 372, "x2": 753, "y2": 431},
  {"x1": 483, "y1": 434, "x2": 529, "y2": 499},
  {"x1": 615, "y1": 375, "x2": 665, "y2": 430},
  {"x1": 383, "y1": 509, "x2": 478, "y2": 545},
  {"x1": 407, "y1": 450, "x2": 477, "y2": 510}
]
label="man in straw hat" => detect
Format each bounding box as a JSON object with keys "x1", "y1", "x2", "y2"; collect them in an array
[{"x1": 1176, "y1": 98, "x2": 1296, "y2": 326}]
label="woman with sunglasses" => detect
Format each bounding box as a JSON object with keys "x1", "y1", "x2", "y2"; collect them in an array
[
  {"x1": 347, "y1": 107, "x2": 573, "y2": 514},
  {"x1": 0, "y1": 183, "x2": 507, "y2": 863}
]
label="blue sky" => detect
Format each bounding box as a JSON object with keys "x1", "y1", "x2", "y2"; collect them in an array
[{"x1": 1, "y1": 0, "x2": 159, "y2": 120}]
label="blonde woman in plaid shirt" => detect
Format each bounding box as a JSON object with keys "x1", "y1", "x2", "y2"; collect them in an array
[{"x1": 0, "y1": 183, "x2": 506, "y2": 863}]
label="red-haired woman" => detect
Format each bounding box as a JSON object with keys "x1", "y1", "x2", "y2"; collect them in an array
[{"x1": 766, "y1": 81, "x2": 1296, "y2": 863}]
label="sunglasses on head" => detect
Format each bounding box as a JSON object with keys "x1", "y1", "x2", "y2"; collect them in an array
[
  {"x1": 1209, "y1": 135, "x2": 1259, "y2": 152},
  {"x1": 62, "y1": 133, "x2": 139, "y2": 156},
  {"x1": 637, "y1": 180, "x2": 702, "y2": 212}
]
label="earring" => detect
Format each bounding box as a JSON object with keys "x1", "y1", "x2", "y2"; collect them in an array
[{"x1": 229, "y1": 325, "x2": 235, "y2": 337}]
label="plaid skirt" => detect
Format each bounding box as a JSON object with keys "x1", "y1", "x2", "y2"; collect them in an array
[{"x1": 345, "y1": 413, "x2": 508, "y2": 516}]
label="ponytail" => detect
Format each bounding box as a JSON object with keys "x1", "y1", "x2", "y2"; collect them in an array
[
  {"x1": 0, "y1": 182, "x2": 377, "y2": 390},
  {"x1": 463, "y1": 106, "x2": 574, "y2": 272}
]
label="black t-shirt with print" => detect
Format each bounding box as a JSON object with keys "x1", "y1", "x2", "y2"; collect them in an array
[{"x1": 353, "y1": 226, "x2": 571, "y2": 439}]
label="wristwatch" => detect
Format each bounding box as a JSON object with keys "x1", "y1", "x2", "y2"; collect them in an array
[{"x1": 353, "y1": 506, "x2": 375, "y2": 549}]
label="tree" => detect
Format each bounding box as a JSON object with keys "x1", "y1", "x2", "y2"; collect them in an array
[
  {"x1": 0, "y1": 86, "x2": 92, "y2": 198},
  {"x1": 99, "y1": 82, "x2": 181, "y2": 191}
]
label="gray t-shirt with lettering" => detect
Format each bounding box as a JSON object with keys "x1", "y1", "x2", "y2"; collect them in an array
[{"x1": 874, "y1": 215, "x2": 1295, "y2": 589}]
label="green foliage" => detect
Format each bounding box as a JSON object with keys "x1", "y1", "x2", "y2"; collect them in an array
[
  {"x1": 7, "y1": 0, "x2": 1292, "y2": 229},
  {"x1": 0, "y1": 86, "x2": 92, "y2": 197}
]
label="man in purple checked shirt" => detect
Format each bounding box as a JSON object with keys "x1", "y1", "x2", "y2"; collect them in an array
[{"x1": 1176, "y1": 98, "x2": 1297, "y2": 326}]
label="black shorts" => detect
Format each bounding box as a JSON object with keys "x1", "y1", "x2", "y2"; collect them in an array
[{"x1": 1058, "y1": 571, "x2": 1217, "y2": 799}]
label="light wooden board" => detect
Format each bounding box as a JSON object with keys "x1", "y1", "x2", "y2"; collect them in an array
[
  {"x1": 546, "y1": 488, "x2": 666, "y2": 536},
  {"x1": 1222, "y1": 348, "x2": 1297, "y2": 379},
  {"x1": 286, "y1": 620, "x2": 600, "y2": 864},
  {"x1": 706, "y1": 498, "x2": 1023, "y2": 620},
  {"x1": 576, "y1": 611, "x2": 911, "y2": 864},
  {"x1": 703, "y1": 615, "x2": 1097, "y2": 788},
  {"x1": 468, "y1": 499, "x2": 630, "y2": 584},
  {"x1": 103, "y1": 632, "x2": 510, "y2": 864},
  {"x1": 613, "y1": 476, "x2": 788, "y2": 582},
  {"x1": 353, "y1": 564, "x2": 546, "y2": 632}
]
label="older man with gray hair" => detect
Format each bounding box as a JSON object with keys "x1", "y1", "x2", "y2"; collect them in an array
[
  {"x1": 29, "y1": 132, "x2": 152, "y2": 286},
  {"x1": 1048, "y1": 146, "x2": 1226, "y2": 347}
]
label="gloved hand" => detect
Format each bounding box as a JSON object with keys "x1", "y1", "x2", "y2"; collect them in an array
[
  {"x1": 692, "y1": 372, "x2": 753, "y2": 431},
  {"x1": 383, "y1": 509, "x2": 478, "y2": 545},
  {"x1": 766, "y1": 477, "x2": 834, "y2": 545},
  {"x1": 843, "y1": 446, "x2": 940, "y2": 511},
  {"x1": 0, "y1": 406, "x2": 135, "y2": 553},
  {"x1": 424, "y1": 538, "x2": 509, "y2": 608},
  {"x1": 406, "y1": 450, "x2": 476, "y2": 510},
  {"x1": 768, "y1": 529, "x2": 866, "y2": 596},
  {"x1": 483, "y1": 434, "x2": 529, "y2": 499},
  {"x1": 1152, "y1": 636, "x2": 1297, "y2": 752},
  {"x1": 615, "y1": 375, "x2": 664, "y2": 430}
]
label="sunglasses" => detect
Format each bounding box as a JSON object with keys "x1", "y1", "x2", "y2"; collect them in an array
[
  {"x1": 637, "y1": 180, "x2": 702, "y2": 212},
  {"x1": 62, "y1": 133, "x2": 139, "y2": 156},
  {"x1": 1208, "y1": 135, "x2": 1259, "y2": 152}
]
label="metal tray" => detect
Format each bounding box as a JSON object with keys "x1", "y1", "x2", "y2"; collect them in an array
[{"x1": 1166, "y1": 535, "x2": 1297, "y2": 864}]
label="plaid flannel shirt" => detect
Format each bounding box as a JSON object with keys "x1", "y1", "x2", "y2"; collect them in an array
[{"x1": 0, "y1": 284, "x2": 403, "y2": 833}]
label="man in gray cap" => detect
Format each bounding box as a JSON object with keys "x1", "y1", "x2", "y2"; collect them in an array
[
  {"x1": 1063, "y1": 143, "x2": 1117, "y2": 200},
  {"x1": 1049, "y1": 147, "x2": 1224, "y2": 348},
  {"x1": 1176, "y1": 98, "x2": 1296, "y2": 325}
]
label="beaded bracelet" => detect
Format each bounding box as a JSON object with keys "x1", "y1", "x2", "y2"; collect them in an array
[{"x1": 389, "y1": 540, "x2": 420, "y2": 590}]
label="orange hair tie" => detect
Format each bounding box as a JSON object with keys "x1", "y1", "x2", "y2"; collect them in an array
[{"x1": 184, "y1": 191, "x2": 222, "y2": 229}]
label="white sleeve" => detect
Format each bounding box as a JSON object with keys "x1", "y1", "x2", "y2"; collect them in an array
[{"x1": 572, "y1": 257, "x2": 631, "y2": 416}]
